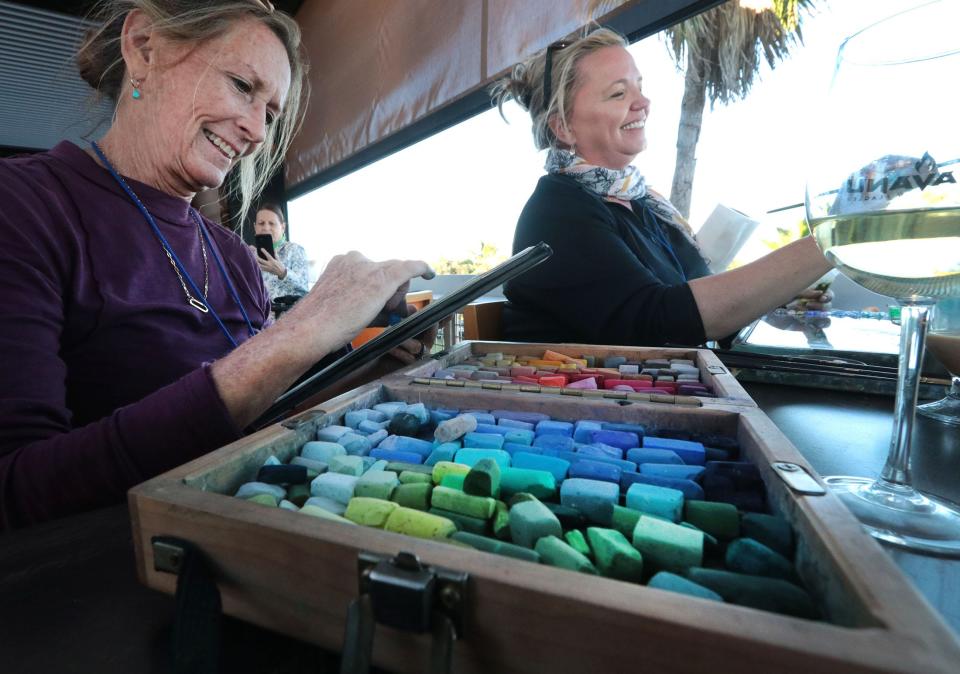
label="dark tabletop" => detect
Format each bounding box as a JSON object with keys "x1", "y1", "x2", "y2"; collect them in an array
[{"x1": 1, "y1": 382, "x2": 958, "y2": 673}]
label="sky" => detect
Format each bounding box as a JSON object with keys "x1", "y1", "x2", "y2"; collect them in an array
[{"x1": 287, "y1": 0, "x2": 951, "y2": 279}]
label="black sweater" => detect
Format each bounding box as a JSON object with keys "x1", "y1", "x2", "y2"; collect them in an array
[{"x1": 503, "y1": 173, "x2": 711, "y2": 347}]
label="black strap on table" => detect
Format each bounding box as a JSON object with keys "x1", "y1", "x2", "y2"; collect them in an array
[{"x1": 169, "y1": 538, "x2": 222, "y2": 674}]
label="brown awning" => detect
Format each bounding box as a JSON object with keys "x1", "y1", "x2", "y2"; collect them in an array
[{"x1": 287, "y1": 0, "x2": 716, "y2": 193}]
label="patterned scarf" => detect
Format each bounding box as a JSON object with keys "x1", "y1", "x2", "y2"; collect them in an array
[{"x1": 544, "y1": 148, "x2": 697, "y2": 240}]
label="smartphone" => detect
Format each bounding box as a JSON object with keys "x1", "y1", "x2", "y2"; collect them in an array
[
  {"x1": 251, "y1": 242, "x2": 553, "y2": 429},
  {"x1": 254, "y1": 234, "x2": 274, "y2": 259}
]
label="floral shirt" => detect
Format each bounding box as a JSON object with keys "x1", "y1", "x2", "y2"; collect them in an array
[{"x1": 262, "y1": 241, "x2": 311, "y2": 299}]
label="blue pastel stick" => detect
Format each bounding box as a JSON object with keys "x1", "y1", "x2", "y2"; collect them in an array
[
  {"x1": 425, "y1": 443, "x2": 458, "y2": 466},
  {"x1": 358, "y1": 419, "x2": 390, "y2": 434},
  {"x1": 626, "y1": 447, "x2": 685, "y2": 465},
  {"x1": 577, "y1": 442, "x2": 623, "y2": 460},
  {"x1": 601, "y1": 422, "x2": 647, "y2": 437},
  {"x1": 379, "y1": 435, "x2": 434, "y2": 456},
  {"x1": 590, "y1": 429, "x2": 640, "y2": 451},
  {"x1": 475, "y1": 423, "x2": 511, "y2": 436},
  {"x1": 454, "y1": 448, "x2": 511, "y2": 469},
  {"x1": 551, "y1": 450, "x2": 637, "y2": 474},
  {"x1": 640, "y1": 463, "x2": 705, "y2": 481},
  {"x1": 643, "y1": 436, "x2": 706, "y2": 465},
  {"x1": 512, "y1": 452, "x2": 570, "y2": 482},
  {"x1": 625, "y1": 482, "x2": 684, "y2": 522},
  {"x1": 503, "y1": 429, "x2": 535, "y2": 446},
  {"x1": 620, "y1": 471, "x2": 704, "y2": 500},
  {"x1": 369, "y1": 448, "x2": 423, "y2": 464},
  {"x1": 560, "y1": 478, "x2": 619, "y2": 523},
  {"x1": 366, "y1": 429, "x2": 388, "y2": 447},
  {"x1": 504, "y1": 442, "x2": 543, "y2": 456},
  {"x1": 491, "y1": 410, "x2": 550, "y2": 425},
  {"x1": 535, "y1": 420, "x2": 574, "y2": 437},
  {"x1": 573, "y1": 420, "x2": 603, "y2": 444},
  {"x1": 463, "y1": 432, "x2": 505, "y2": 449},
  {"x1": 430, "y1": 410, "x2": 457, "y2": 425},
  {"x1": 498, "y1": 417, "x2": 535, "y2": 431},
  {"x1": 533, "y1": 435, "x2": 575, "y2": 452},
  {"x1": 463, "y1": 411, "x2": 496, "y2": 425},
  {"x1": 568, "y1": 459, "x2": 622, "y2": 484}
]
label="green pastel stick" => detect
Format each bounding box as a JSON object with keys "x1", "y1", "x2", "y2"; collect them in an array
[
  {"x1": 463, "y1": 458, "x2": 502, "y2": 498},
  {"x1": 509, "y1": 498, "x2": 563, "y2": 548},
  {"x1": 246, "y1": 493, "x2": 278, "y2": 507},
  {"x1": 286, "y1": 483, "x2": 310, "y2": 507},
  {"x1": 329, "y1": 455, "x2": 366, "y2": 476},
  {"x1": 740, "y1": 513, "x2": 794, "y2": 559},
  {"x1": 535, "y1": 535, "x2": 598, "y2": 575},
  {"x1": 384, "y1": 507, "x2": 457, "y2": 539},
  {"x1": 632, "y1": 515, "x2": 703, "y2": 572},
  {"x1": 344, "y1": 497, "x2": 399, "y2": 528},
  {"x1": 587, "y1": 527, "x2": 643, "y2": 582},
  {"x1": 611, "y1": 504, "x2": 642, "y2": 538},
  {"x1": 429, "y1": 507, "x2": 489, "y2": 535},
  {"x1": 648, "y1": 571, "x2": 722, "y2": 602},
  {"x1": 386, "y1": 461, "x2": 433, "y2": 475},
  {"x1": 492, "y1": 500, "x2": 512, "y2": 540},
  {"x1": 451, "y1": 531, "x2": 541, "y2": 563},
  {"x1": 432, "y1": 461, "x2": 470, "y2": 485},
  {"x1": 399, "y1": 471, "x2": 433, "y2": 485},
  {"x1": 391, "y1": 482, "x2": 432, "y2": 511},
  {"x1": 725, "y1": 538, "x2": 798, "y2": 582},
  {"x1": 431, "y1": 485, "x2": 497, "y2": 519},
  {"x1": 499, "y1": 467, "x2": 557, "y2": 499},
  {"x1": 299, "y1": 504, "x2": 356, "y2": 525},
  {"x1": 439, "y1": 474, "x2": 466, "y2": 491},
  {"x1": 353, "y1": 471, "x2": 399, "y2": 500},
  {"x1": 685, "y1": 568, "x2": 817, "y2": 619},
  {"x1": 684, "y1": 500, "x2": 740, "y2": 540},
  {"x1": 564, "y1": 530, "x2": 592, "y2": 558}
]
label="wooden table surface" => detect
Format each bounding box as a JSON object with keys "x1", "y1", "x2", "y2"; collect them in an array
[{"x1": 1, "y1": 381, "x2": 958, "y2": 673}]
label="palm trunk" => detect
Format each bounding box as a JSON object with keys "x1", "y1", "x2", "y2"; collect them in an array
[{"x1": 670, "y1": 53, "x2": 707, "y2": 219}]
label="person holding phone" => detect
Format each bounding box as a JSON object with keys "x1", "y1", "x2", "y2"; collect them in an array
[{"x1": 251, "y1": 202, "x2": 310, "y2": 300}]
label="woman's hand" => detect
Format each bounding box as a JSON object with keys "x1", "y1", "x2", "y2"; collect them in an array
[
  {"x1": 784, "y1": 287, "x2": 834, "y2": 312},
  {"x1": 250, "y1": 244, "x2": 286, "y2": 279}
]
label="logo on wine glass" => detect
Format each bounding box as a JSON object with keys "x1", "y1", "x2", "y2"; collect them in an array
[{"x1": 842, "y1": 153, "x2": 955, "y2": 207}]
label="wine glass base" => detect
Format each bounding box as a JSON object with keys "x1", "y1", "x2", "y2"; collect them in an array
[
  {"x1": 824, "y1": 476, "x2": 960, "y2": 557},
  {"x1": 917, "y1": 393, "x2": 960, "y2": 427}
]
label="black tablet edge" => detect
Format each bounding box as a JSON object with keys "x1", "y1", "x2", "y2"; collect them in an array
[{"x1": 249, "y1": 242, "x2": 552, "y2": 430}]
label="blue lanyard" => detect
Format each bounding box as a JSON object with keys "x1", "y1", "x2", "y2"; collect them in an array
[
  {"x1": 639, "y1": 200, "x2": 687, "y2": 282},
  {"x1": 91, "y1": 141, "x2": 258, "y2": 348}
]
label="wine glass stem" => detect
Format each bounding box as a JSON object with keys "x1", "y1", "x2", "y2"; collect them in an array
[{"x1": 880, "y1": 302, "x2": 932, "y2": 487}]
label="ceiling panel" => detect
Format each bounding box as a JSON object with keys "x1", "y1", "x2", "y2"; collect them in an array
[{"x1": 0, "y1": 0, "x2": 112, "y2": 150}]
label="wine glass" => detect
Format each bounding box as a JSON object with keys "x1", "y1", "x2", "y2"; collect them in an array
[
  {"x1": 805, "y1": 0, "x2": 960, "y2": 555},
  {"x1": 918, "y1": 298, "x2": 960, "y2": 425}
]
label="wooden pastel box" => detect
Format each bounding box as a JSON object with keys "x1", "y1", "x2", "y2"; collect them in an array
[
  {"x1": 129, "y1": 378, "x2": 959, "y2": 673},
  {"x1": 400, "y1": 340, "x2": 755, "y2": 407}
]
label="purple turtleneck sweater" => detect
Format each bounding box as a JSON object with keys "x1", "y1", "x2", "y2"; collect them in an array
[{"x1": 0, "y1": 141, "x2": 270, "y2": 529}]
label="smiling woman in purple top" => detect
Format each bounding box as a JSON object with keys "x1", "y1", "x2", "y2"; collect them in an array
[{"x1": 0, "y1": 0, "x2": 432, "y2": 529}]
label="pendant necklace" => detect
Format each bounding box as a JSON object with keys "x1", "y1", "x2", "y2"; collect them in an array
[{"x1": 91, "y1": 141, "x2": 257, "y2": 348}]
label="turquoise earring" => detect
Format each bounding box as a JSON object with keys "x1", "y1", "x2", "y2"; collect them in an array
[{"x1": 130, "y1": 77, "x2": 142, "y2": 100}]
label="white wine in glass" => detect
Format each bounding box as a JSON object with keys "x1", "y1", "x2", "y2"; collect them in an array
[
  {"x1": 805, "y1": 0, "x2": 960, "y2": 555},
  {"x1": 918, "y1": 298, "x2": 960, "y2": 426}
]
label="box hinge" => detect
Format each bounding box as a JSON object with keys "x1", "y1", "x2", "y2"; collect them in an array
[{"x1": 340, "y1": 550, "x2": 468, "y2": 674}]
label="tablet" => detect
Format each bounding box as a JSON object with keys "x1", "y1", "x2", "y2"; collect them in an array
[{"x1": 251, "y1": 242, "x2": 552, "y2": 429}]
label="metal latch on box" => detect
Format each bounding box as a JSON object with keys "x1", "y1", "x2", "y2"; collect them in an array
[
  {"x1": 340, "y1": 551, "x2": 468, "y2": 674},
  {"x1": 772, "y1": 462, "x2": 827, "y2": 495}
]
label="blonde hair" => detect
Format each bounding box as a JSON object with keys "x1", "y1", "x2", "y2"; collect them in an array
[
  {"x1": 76, "y1": 0, "x2": 309, "y2": 224},
  {"x1": 490, "y1": 27, "x2": 627, "y2": 150}
]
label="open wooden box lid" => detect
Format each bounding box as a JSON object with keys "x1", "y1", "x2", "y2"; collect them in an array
[{"x1": 399, "y1": 340, "x2": 756, "y2": 407}]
